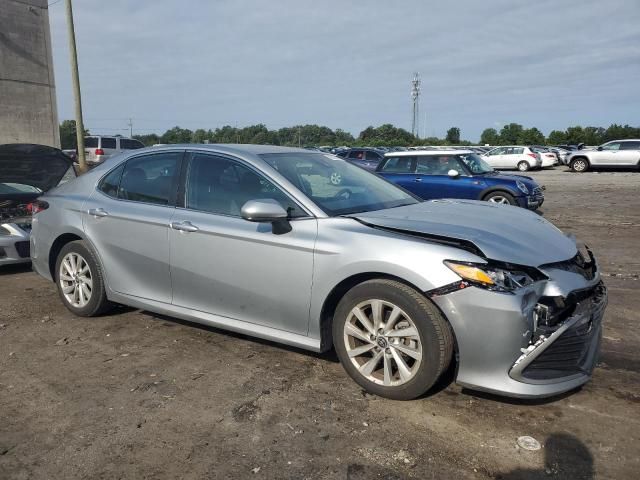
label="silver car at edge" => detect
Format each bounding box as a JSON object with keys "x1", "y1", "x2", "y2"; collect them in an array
[{"x1": 30, "y1": 145, "x2": 607, "y2": 400}]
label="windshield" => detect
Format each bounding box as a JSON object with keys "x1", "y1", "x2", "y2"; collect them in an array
[
  {"x1": 260, "y1": 152, "x2": 419, "y2": 216},
  {"x1": 458, "y1": 153, "x2": 494, "y2": 174},
  {"x1": 0, "y1": 183, "x2": 42, "y2": 194}
]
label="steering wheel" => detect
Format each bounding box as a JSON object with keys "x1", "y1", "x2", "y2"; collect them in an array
[{"x1": 333, "y1": 188, "x2": 352, "y2": 200}]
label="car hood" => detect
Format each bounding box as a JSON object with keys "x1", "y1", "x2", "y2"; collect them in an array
[
  {"x1": 0, "y1": 144, "x2": 75, "y2": 193},
  {"x1": 349, "y1": 200, "x2": 577, "y2": 267}
]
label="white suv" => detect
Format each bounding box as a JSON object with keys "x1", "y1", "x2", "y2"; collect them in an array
[
  {"x1": 83, "y1": 136, "x2": 145, "y2": 164},
  {"x1": 481, "y1": 146, "x2": 542, "y2": 171},
  {"x1": 566, "y1": 139, "x2": 640, "y2": 172}
]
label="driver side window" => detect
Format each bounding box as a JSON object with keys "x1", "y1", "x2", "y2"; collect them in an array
[
  {"x1": 185, "y1": 154, "x2": 305, "y2": 218},
  {"x1": 602, "y1": 143, "x2": 621, "y2": 151}
]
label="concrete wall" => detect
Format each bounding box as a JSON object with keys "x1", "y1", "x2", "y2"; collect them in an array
[{"x1": 0, "y1": 0, "x2": 59, "y2": 147}]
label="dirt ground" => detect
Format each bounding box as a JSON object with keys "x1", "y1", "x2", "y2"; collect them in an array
[{"x1": 1, "y1": 167, "x2": 639, "y2": 479}]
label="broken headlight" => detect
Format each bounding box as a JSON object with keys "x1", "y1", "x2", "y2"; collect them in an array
[{"x1": 444, "y1": 260, "x2": 545, "y2": 292}]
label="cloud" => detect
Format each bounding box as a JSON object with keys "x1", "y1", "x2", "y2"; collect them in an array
[{"x1": 48, "y1": 0, "x2": 640, "y2": 141}]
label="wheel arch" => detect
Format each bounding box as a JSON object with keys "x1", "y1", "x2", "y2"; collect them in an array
[
  {"x1": 479, "y1": 185, "x2": 520, "y2": 201},
  {"x1": 318, "y1": 272, "x2": 457, "y2": 353},
  {"x1": 48, "y1": 232, "x2": 85, "y2": 280}
]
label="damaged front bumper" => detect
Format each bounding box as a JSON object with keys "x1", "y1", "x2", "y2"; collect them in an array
[
  {"x1": 431, "y1": 258, "x2": 606, "y2": 398},
  {"x1": 0, "y1": 221, "x2": 32, "y2": 265}
]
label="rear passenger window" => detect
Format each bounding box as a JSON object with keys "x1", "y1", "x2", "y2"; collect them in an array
[
  {"x1": 512, "y1": 148, "x2": 524, "y2": 154},
  {"x1": 381, "y1": 156, "x2": 415, "y2": 173},
  {"x1": 120, "y1": 139, "x2": 145, "y2": 150},
  {"x1": 365, "y1": 151, "x2": 381, "y2": 161},
  {"x1": 98, "y1": 164, "x2": 124, "y2": 198},
  {"x1": 101, "y1": 138, "x2": 116, "y2": 149},
  {"x1": 620, "y1": 142, "x2": 640, "y2": 150},
  {"x1": 348, "y1": 150, "x2": 364, "y2": 159},
  {"x1": 185, "y1": 154, "x2": 304, "y2": 217},
  {"x1": 84, "y1": 137, "x2": 98, "y2": 148},
  {"x1": 119, "y1": 152, "x2": 181, "y2": 205}
]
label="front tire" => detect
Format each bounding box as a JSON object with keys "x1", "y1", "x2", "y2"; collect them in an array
[
  {"x1": 570, "y1": 158, "x2": 589, "y2": 172},
  {"x1": 484, "y1": 191, "x2": 517, "y2": 206},
  {"x1": 55, "y1": 240, "x2": 113, "y2": 317},
  {"x1": 333, "y1": 279, "x2": 453, "y2": 400},
  {"x1": 517, "y1": 161, "x2": 530, "y2": 172}
]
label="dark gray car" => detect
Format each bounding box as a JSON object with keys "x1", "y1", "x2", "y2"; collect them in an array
[{"x1": 30, "y1": 145, "x2": 606, "y2": 399}]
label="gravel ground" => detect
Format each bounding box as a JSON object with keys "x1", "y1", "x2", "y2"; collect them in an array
[{"x1": 1, "y1": 167, "x2": 639, "y2": 479}]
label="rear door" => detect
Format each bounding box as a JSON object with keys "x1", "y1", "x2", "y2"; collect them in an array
[
  {"x1": 618, "y1": 141, "x2": 640, "y2": 166},
  {"x1": 168, "y1": 151, "x2": 316, "y2": 335},
  {"x1": 83, "y1": 150, "x2": 183, "y2": 302}
]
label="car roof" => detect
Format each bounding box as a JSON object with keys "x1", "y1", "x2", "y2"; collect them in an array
[
  {"x1": 384, "y1": 149, "x2": 474, "y2": 157},
  {"x1": 145, "y1": 143, "x2": 314, "y2": 156}
]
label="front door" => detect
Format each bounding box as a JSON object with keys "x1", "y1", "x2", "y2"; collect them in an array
[
  {"x1": 413, "y1": 155, "x2": 480, "y2": 200},
  {"x1": 169, "y1": 152, "x2": 317, "y2": 335},
  {"x1": 83, "y1": 150, "x2": 183, "y2": 302}
]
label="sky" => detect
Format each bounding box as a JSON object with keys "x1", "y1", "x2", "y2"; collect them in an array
[{"x1": 48, "y1": 0, "x2": 640, "y2": 141}]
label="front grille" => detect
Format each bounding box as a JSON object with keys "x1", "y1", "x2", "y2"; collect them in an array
[
  {"x1": 523, "y1": 283, "x2": 606, "y2": 380},
  {"x1": 533, "y1": 187, "x2": 543, "y2": 196},
  {"x1": 540, "y1": 250, "x2": 597, "y2": 280},
  {"x1": 14, "y1": 241, "x2": 30, "y2": 258}
]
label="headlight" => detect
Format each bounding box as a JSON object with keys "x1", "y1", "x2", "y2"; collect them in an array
[
  {"x1": 0, "y1": 225, "x2": 12, "y2": 236},
  {"x1": 516, "y1": 180, "x2": 529, "y2": 194},
  {"x1": 444, "y1": 260, "x2": 544, "y2": 292}
]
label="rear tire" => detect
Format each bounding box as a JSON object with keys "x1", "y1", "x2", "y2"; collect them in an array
[
  {"x1": 570, "y1": 158, "x2": 589, "y2": 172},
  {"x1": 55, "y1": 240, "x2": 113, "y2": 317},
  {"x1": 484, "y1": 191, "x2": 517, "y2": 206},
  {"x1": 332, "y1": 279, "x2": 453, "y2": 400},
  {"x1": 517, "y1": 161, "x2": 530, "y2": 172}
]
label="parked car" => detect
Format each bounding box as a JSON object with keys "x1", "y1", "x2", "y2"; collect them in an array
[
  {"x1": 566, "y1": 139, "x2": 640, "y2": 172},
  {"x1": 0, "y1": 144, "x2": 76, "y2": 266},
  {"x1": 376, "y1": 151, "x2": 544, "y2": 209},
  {"x1": 548, "y1": 147, "x2": 571, "y2": 165},
  {"x1": 481, "y1": 146, "x2": 542, "y2": 171},
  {"x1": 30, "y1": 145, "x2": 606, "y2": 400},
  {"x1": 335, "y1": 148, "x2": 386, "y2": 171},
  {"x1": 83, "y1": 135, "x2": 145, "y2": 164},
  {"x1": 530, "y1": 146, "x2": 558, "y2": 168}
]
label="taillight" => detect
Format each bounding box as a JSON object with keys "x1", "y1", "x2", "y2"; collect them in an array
[
  {"x1": 27, "y1": 201, "x2": 49, "y2": 215},
  {"x1": 527, "y1": 153, "x2": 537, "y2": 159},
  {"x1": 95, "y1": 148, "x2": 105, "y2": 156}
]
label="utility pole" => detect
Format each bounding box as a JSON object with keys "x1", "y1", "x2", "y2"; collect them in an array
[
  {"x1": 411, "y1": 72, "x2": 421, "y2": 138},
  {"x1": 65, "y1": 0, "x2": 87, "y2": 172},
  {"x1": 298, "y1": 127, "x2": 301, "y2": 147},
  {"x1": 127, "y1": 118, "x2": 133, "y2": 137}
]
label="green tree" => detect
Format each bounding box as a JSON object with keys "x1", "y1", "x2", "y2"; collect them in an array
[
  {"x1": 546, "y1": 130, "x2": 567, "y2": 145},
  {"x1": 517, "y1": 127, "x2": 545, "y2": 145},
  {"x1": 565, "y1": 126, "x2": 585, "y2": 145},
  {"x1": 480, "y1": 128, "x2": 499, "y2": 145},
  {"x1": 499, "y1": 123, "x2": 524, "y2": 144},
  {"x1": 445, "y1": 127, "x2": 460, "y2": 144},
  {"x1": 133, "y1": 133, "x2": 160, "y2": 146},
  {"x1": 59, "y1": 120, "x2": 89, "y2": 150},
  {"x1": 160, "y1": 126, "x2": 193, "y2": 144}
]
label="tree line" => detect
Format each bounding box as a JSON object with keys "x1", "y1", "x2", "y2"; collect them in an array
[{"x1": 59, "y1": 120, "x2": 639, "y2": 150}]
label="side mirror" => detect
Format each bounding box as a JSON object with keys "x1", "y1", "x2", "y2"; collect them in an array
[
  {"x1": 447, "y1": 169, "x2": 460, "y2": 178},
  {"x1": 241, "y1": 199, "x2": 291, "y2": 234},
  {"x1": 597, "y1": 146, "x2": 603, "y2": 151}
]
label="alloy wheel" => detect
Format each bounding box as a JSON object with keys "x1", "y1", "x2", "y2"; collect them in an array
[
  {"x1": 59, "y1": 252, "x2": 93, "y2": 308},
  {"x1": 343, "y1": 299, "x2": 422, "y2": 386},
  {"x1": 487, "y1": 195, "x2": 511, "y2": 205},
  {"x1": 517, "y1": 162, "x2": 529, "y2": 171},
  {"x1": 573, "y1": 159, "x2": 587, "y2": 172}
]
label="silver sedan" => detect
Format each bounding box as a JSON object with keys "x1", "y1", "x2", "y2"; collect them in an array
[{"x1": 30, "y1": 145, "x2": 606, "y2": 399}]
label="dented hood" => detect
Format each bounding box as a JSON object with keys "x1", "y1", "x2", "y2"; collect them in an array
[
  {"x1": 350, "y1": 200, "x2": 577, "y2": 267},
  {"x1": 0, "y1": 144, "x2": 74, "y2": 193}
]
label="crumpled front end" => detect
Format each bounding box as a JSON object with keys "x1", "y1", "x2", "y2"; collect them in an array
[{"x1": 431, "y1": 248, "x2": 606, "y2": 398}]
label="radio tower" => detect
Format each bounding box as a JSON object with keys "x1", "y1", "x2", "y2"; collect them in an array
[{"x1": 410, "y1": 72, "x2": 421, "y2": 138}]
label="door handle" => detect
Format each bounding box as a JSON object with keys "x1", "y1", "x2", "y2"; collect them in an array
[
  {"x1": 413, "y1": 177, "x2": 422, "y2": 182},
  {"x1": 170, "y1": 221, "x2": 199, "y2": 233},
  {"x1": 88, "y1": 208, "x2": 109, "y2": 217}
]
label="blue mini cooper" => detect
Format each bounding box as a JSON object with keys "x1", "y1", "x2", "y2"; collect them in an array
[{"x1": 376, "y1": 150, "x2": 545, "y2": 209}]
